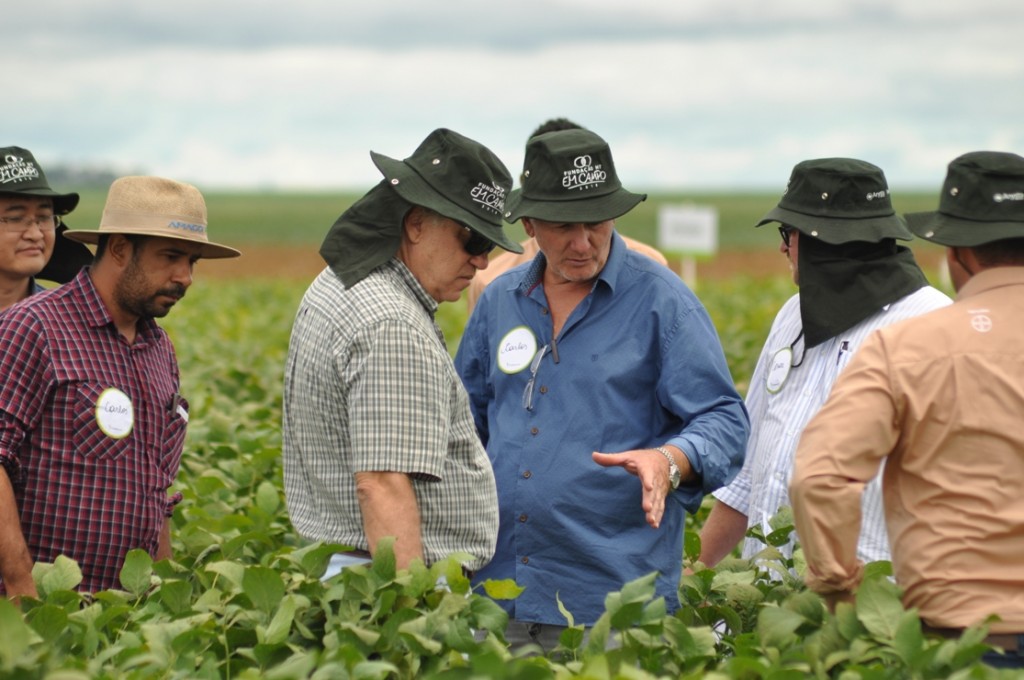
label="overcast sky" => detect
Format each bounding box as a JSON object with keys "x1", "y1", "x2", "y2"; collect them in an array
[{"x1": 7, "y1": 0, "x2": 1023, "y2": 192}]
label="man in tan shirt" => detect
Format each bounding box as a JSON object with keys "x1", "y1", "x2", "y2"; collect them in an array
[{"x1": 790, "y1": 151, "x2": 1024, "y2": 669}]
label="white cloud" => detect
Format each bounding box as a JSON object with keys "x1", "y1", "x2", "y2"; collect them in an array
[{"x1": 5, "y1": 0, "x2": 1023, "y2": 190}]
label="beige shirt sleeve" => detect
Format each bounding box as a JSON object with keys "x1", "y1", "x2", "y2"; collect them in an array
[{"x1": 789, "y1": 332, "x2": 899, "y2": 595}]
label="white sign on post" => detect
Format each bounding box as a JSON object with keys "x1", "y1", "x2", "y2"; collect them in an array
[{"x1": 657, "y1": 204, "x2": 719, "y2": 288}]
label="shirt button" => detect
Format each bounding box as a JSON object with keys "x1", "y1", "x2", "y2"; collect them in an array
[
  {"x1": 539, "y1": 386, "x2": 548, "y2": 394},
  {"x1": 530, "y1": 427, "x2": 538, "y2": 435},
  {"x1": 523, "y1": 470, "x2": 532, "y2": 479},
  {"x1": 521, "y1": 556, "x2": 529, "y2": 564},
  {"x1": 518, "y1": 514, "x2": 528, "y2": 522},
  {"x1": 541, "y1": 308, "x2": 549, "y2": 315}
]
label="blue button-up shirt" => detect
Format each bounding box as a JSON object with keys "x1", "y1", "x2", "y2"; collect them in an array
[{"x1": 455, "y1": 233, "x2": 749, "y2": 625}]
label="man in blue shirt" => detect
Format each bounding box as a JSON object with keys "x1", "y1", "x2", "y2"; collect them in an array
[{"x1": 455, "y1": 128, "x2": 749, "y2": 650}]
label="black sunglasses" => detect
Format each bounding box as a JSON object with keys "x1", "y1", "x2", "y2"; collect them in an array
[
  {"x1": 462, "y1": 227, "x2": 496, "y2": 257},
  {"x1": 778, "y1": 225, "x2": 796, "y2": 247}
]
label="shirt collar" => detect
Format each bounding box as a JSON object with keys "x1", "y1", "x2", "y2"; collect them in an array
[
  {"x1": 956, "y1": 265, "x2": 1024, "y2": 300},
  {"x1": 384, "y1": 258, "x2": 439, "y2": 318},
  {"x1": 69, "y1": 267, "x2": 162, "y2": 342},
  {"x1": 519, "y1": 230, "x2": 626, "y2": 295}
]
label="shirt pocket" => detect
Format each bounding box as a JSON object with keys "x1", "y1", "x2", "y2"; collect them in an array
[
  {"x1": 160, "y1": 395, "x2": 189, "y2": 473},
  {"x1": 72, "y1": 382, "x2": 133, "y2": 462}
]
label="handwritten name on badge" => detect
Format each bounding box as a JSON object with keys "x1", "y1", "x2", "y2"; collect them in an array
[
  {"x1": 765, "y1": 348, "x2": 793, "y2": 394},
  {"x1": 95, "y1": 387, "x2": 134, "y2": 438},
  {"x1": 497, "y1": 326, "x2": 538, "y2": 374}
]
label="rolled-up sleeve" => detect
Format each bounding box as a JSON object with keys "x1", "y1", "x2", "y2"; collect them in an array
[{"x1": 790, "y1": 334, "x2": 897, "y2": 594}]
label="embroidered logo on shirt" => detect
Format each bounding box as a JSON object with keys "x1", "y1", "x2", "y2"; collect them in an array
[
  {"x1": 497, "y1": 326, "x2": 538, "y2": 374},
  {"x1": 968, "y1": 309, "x2": 993, "y2": 333},
  {"x1": 95, "y1": 387, "x2": 134, "y2": 438}
]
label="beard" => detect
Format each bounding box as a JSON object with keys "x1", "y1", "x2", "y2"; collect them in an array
[{"x1": 114, "y1": 254, "x2": 186, "y2": 319}]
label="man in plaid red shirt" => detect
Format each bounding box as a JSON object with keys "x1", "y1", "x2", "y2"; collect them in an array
[{"x1": 0, "y1": 176, "x2": 240, "y2": 599}]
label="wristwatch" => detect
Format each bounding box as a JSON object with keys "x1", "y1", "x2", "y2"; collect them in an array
[{"x1": 655, "y1": 446, "x2": 681, "y2": 490}]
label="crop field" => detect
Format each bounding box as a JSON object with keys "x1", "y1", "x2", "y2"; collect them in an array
[{"x1": 4, "y1": 192, "x2": 995, "y2": 679}]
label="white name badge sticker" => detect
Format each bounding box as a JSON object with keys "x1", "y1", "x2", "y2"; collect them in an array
[
  {"x1": 95, "y1": 387, "x2": 134, "y2": 439},
  {"x1": 765, "y1": 348, "x2": 793, "y2": 394},
  {"x1": 497, "y1": 326, "x2": 538, "y2": 374}
]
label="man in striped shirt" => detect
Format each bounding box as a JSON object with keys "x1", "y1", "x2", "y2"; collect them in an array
[{"x1": 698, "y1": 158, "x2": 950, "y2": 572}]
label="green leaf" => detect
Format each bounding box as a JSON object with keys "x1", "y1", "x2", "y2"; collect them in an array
[
  {"x1": 352, "y1": 660, "x2": 400, "y2": 680},
  {"x1": 556, "y1": 591, "x2": 576, "y2": 628},
  {"x1": 0, "y1": 599, "x2": 36, "y2": 663},
  {"x1": 684, "y1": 528, "x2": 702, "y2": 562},
  {"x1": 481, "y1": 578, "x2": 525, "y2": 600},
  {"x1": 890, "y1": 608, "x2": 924, "y2": 666},
  {"x1": 25, "y1": 604, "x2": 69, "y2": 642},
  {"x1": 855, "y1": 575, "x2": 905, "y2": 640},
  {"x1": 157, "y1": 579, "x2": 194, "y2": 615},
  {"x1": 35, "y1": 555, "x2": 83, "y2": 595},
  {"x1": 205, "y1": 560, "x2": 246, "y2": 589},
  {"x1": 255, "y1": 479, "x2": 280, "y2": 514},
  {"x1": 370, "y1": 538, "x2": 397, "y2": 580},
  {"x1": 468, "y1": 594, "x2": 508, "y2": 633},
  {"x1": 756, "y1": 605, "x2": 804, "y2": 648},
  {"x1": 262, "y1": 594, "x2": 298, "y2": 645},
  {"x1": 243, "y1": 565, "x2": 286, "y2": 615},
  {"x1": 119, "y1": 548, "x2": 154, "y2": 597}
]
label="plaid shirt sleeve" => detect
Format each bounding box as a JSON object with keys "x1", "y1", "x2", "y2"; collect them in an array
[{"x1": 0, "y1": 311, "x2": 53, "y2": 485}]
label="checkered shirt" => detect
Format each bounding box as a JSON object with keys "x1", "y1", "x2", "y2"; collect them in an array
[
  {"x1": 283, "y1": 261, "x2": 498, "y2": 570},
  {"x1": 0, "y1": 269, "x2": 187, "y2": 592}
]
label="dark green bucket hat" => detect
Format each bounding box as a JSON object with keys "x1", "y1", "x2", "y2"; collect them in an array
[
  {"x1": 504, "y1": 129, "x2": 646, "y2": 224},
  {"x1": 906, "y1": 151, "x2": 1024, "y2": 246},
  {"x1": 756, "y1": 158, "x2": 913, "y2": 244},
  {"x1": 371, "y1": 128, "x2": 522, "y2": 253},
  {"x1": 0, "y1": 146, "x2": 80, "y2": 214}
]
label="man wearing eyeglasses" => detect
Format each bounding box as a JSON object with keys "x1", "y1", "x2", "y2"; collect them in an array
[
  {"x1": 697, "y1": 158, "x2": 950, "y2": 574},
  {"x1": 283, "y1": 129, "x2": 523, "y2": 579},
  {"x1": 454, "y1": 128, "x2": 749, "y2": 650},
  {"x1": 0, "y1": 147, "x2": 92, "y2": 312}
]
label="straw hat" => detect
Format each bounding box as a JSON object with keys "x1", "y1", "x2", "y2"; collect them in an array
[{"x1": 63, "y1": 176, "x2": 240, "y2": 259}]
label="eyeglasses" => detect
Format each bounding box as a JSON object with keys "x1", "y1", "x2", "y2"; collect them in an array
[
  {"x1": 462, "y1": 227, "x2": 496, "y2": 257},
  {"x1": 521, "y1": 344, "x2": 549, "y2": 411},
  {"x1": 778, "y1": 225, "x2": 795, "y2": 247},
  {"x1": 0, "y1": 214, "x2": 58, "y2": 233}
]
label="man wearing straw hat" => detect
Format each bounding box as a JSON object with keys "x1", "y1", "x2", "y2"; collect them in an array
[
  {"x1": 0, "y1": 175, "x2": 240, "y2": 597},
  {"x1": 283, "y1": 128, "x2": 522, "y2": 578},
  {"x1": 0, "y1": 146, "x2": 93, "y2": 312},
  {"x1": 791, "y1": 151, "x2": 1024, "y2": 669},
  {"x1": 454, "y1": 128, "x2": 748, "y2": 650}
]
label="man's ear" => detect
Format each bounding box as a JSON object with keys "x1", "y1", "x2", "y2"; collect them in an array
[
  {"x1": 106, "y1": 234, "x2": 135, "y2": 267},
  {"x1": 522, "y1": 217, "x2": 536, "y2": 239},
  {"x1": 402, "y1": 207, "x2": 428, "y2": 244}
]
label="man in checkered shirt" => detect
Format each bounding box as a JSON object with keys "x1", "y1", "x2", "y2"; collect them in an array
[
  {"x1": 283, "y1": 129, "x2": 523, "y2": 578},
  {"x1": 0, "y1": 175, "x2": 240, "y2": 598}
]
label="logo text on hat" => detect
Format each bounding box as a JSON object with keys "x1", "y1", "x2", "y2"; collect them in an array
[
  {"x1": 563, "y1": 155, "x2": 606, "y2": 192},
  {"x1": 865, "y1": 189, "x2": 889, "y2": 201},
  {"x1": 993, "y1": 192, "x2": 1024, "y2": 203},
  {"x1": 470, "y1": 182, "x2": 505, "y2": 215},
  {"x1": 168, "y1": 220, "x2": 206, "y2": 235},
  {"x1": 0, "y1": 155, "x2": 40, "y2": 186}
]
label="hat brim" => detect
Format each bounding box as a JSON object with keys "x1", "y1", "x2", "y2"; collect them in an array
[
  {"x1": 2, "y1": 188, "x2": 80, "y2": 215},
  {"x1": 62, "y1": 228, "x2": 241, "y2": 259},
  {"x1": 905, "y1": 211, "x2": 1024, "y2": 247},
  {"x1": 371, "y1": 151, "x2": 523, "y2": 254},
  {"x1": 755, "y1": 205, "x2": 913, "y2": 243},
  {"x1": 504, "y1": 187, "x2": 646, "y2": 224}
]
